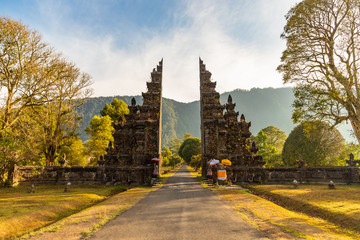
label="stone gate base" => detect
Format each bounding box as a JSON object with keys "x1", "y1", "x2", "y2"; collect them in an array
[
  {"x1": 230, "y1": 166, "x2": 360, "y2": 184},
  {"x1": 12, "y1": 165, "x2": 154, "y2": 186}
]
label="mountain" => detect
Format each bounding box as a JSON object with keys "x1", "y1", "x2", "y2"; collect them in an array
[
  {"x1": 219, "y1": 87, "x2": 296, "y2": 136},
  {"x1": 76, "y1": 87, "x2": 355, "y2": 146}
]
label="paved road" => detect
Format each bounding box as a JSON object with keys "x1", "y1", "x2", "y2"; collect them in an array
[{"x1": 89, "y1": 166, "x2": 266, "y2": 240}]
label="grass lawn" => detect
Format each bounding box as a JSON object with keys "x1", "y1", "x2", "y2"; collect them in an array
[
  {"x1": 22, "y1": 186, "x2": 156, "y2": 240},
  {"x1": 0, "y1": 166, "x2": 182, "y2": 239},
  {"x1": 245, "y1": 184, "x2": 360, "y2": 234},
  {"x1": 0, "y1": 184, "x2": 126, "y2": 239},
  {"x1": 187, "y1": 166, "x2": 360, "y2": 239}
]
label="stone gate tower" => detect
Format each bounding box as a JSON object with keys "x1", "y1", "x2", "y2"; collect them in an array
[
  {"x1": 104, "y1": 60, "x2": 163, "y2": 172},
  {"x1": 199, "y1": 58, "x2": 226, "y2": 176},
  {"x1": 199, "y1": 58, "x2": 264, "y2": 177}
]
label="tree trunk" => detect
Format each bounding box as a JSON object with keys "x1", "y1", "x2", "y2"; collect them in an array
[
  {"x1": 6, "y1": 164, "x2": 15, "y2": 186},
  {"x1": 350, "y1": 116, "x2": 360, "y2": 144},
  {"x1": 45, "y1": 143, "x2": 57, "y2": 166}
]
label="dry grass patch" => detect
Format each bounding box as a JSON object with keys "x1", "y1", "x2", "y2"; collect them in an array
[
  {"x1": 0, "y1": 185, "x2": 126, "y2": 239},
  {"x1": 245, "y1": 184, "x2": 360, "y2": 234},
  {"x1": 214, "y1": 187, "x2": 359, "y2": 239}
]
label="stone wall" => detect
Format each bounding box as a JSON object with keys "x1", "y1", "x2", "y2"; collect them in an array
[
  {"x1": 12, "y1": 165, "x2": 153, "y2": 186},
  {"x1": 13, "y1": 165, "x2": 360, "y2": 186},
  {"x1": 230, "y1": 166, "x2": 360, "y2": 184}
]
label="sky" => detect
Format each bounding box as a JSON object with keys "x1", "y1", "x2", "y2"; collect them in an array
[{"x1": 0, "y1": 0, "x2": 299, "y2": 103}]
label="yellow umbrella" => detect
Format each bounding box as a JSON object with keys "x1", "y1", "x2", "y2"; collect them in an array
[{"x1": 221, "y1": 159, "x2": 232, "y2": 166}]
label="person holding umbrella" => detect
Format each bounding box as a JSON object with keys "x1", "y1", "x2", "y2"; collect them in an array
[{"x1": 151, "y1": 158, "x2": 160, "y2": 178}]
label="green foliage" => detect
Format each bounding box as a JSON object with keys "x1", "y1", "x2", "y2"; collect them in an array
[
  {"x1": 85, "y1": 116, "x2": 114, "y2": 165},
  {"x1": 169, "y1": 138, "x2": 182, "y2": 153},
  {"x1": 30, "y1": 103, "x2": 83, "y2": 165},
  {"x1": 161, "y1": 135, "x2": 189, "y2": 167},
  {"x1": 82, "y1": 98, "x2": 129, "y2": 166},
  {"x1": 255, "y1": 130, "x2": 284, "y2": 167},
  {"x1": 11, "y1": 109, "x2": 47, "y2": 165},
  {"x1": 265, "y1": 154, "x2": 283, "y2": 168},
  {"x1": 182, "y1": 133, "x2": 193, "y2": 141},
  {"x1": 277, "y1": 0, "x2": 360, "y2": 143},
  {"x1": 161, "y1": 145, "x2": 182, "y2": 167},
  {"x1": 190, "y1": 154, "x2": 202, "y2": 170},
  {"x1": 256, "y1": 130, "x2": 268, "y2": 148},
  {"x1": 178, "y1": 137, "x2": 201, "y2": 164},
  {"x1": 0, "y1": 135, "x2": 20, "y2": 186},
  {"x1": 0, "y1": 132, "x2": 45, "y2": 186},
  {"x1": 168, "y1": 138, "x2": 183, "y2": 166},
  {"x1": 261, "y1": 126, "x2": 287, "y2": 152},
  {"x1": 60, "y1": 137, "x2": 88, "y2": 166},
  {"x1": 336, "y1": 143, "x2": 360, "y2": 166},
  {"x1": 170, "y1": 155, "x2": 182, "y2": 166},
  {"x1": 161, "y1": 147, "x2": 172, "y2": 167},
  {"x1": 343, "y1": 143, "x2": 360, "y2": 160},
  {"x1": 100, "y1": 98, "x2": 129, "y2": 123},
  {"x1": 282, "y1": 121, "x2": 345, "y2": 166}
]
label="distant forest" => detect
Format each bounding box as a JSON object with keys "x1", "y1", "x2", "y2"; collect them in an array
[{"x1": 76, "y1": 87, "x2": 354, "y2": 146}]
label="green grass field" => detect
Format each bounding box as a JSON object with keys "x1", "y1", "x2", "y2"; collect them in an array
[{"x1": 0, "y1": 185, "x2": 126, "y2": 239}]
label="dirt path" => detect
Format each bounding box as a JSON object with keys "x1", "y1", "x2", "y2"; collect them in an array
[{"x1": 88, "y1": 166, "x2": 267, "y2": 240}]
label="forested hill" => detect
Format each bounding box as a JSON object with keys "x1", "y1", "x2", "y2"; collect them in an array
[
  {"x1": 76, "y1": 87, "x2": 302, "y2": 146},
  {"x1": 220, "y1": 87, "x2": 296, "y2": 135}
]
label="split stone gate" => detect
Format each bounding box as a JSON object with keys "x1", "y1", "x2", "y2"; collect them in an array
[{"x1": 13, "y1": 59, "x2": 360, "y2": 185}]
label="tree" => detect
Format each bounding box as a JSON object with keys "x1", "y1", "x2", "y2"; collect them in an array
[
  {"x1": 0, "y1": 17, "x2": 55, "y2": 132},
  {"x1": 255, "y1": 130, "x2": 283, "y2": 167},
  {"x1": 161, "y1": 145, "x2": 182, "y2": 167},
  {"x1": 100, "y1": 98, "x2": 129, "y2": 123},
  {"x1": 11, "y1": 108, "x2": 46, "y2": 165},
  {"x1": 0, "y1": 135, "x2": 22, "y2": 186},
  {"x1": 29, "y1": 57, "x2": 92, "y2": 165},
  {"x1": 190, "y1": 154, "x2": 202, "y2": 170},
  {"x1": 343, "y1": 142, "x2": 360, "y2": 159},
  {"x1": 336, "y1": 142, "x2": 360, "y2": 165},
  {"x1": 86, "y1": 98, "x2": 128, "y2": 165},
  {"x1": 60, "y1": 137, "x2": 88, "y2": 166},
  {"x1": 161, "y1": 147, "x2": 172, "y2": 167},
  {"x1": 277, "y1": 0, "x2": 360, "y2": 144},
  {"x1": 169, "y1": 155, "x2": 182, "y2": 166},
  {"x1": 261, "y1": 126, "x2": 287, "y2": 151},
  {"x1": 182, "y1": 133, "x2": 193, "y2": 141},
  {"x1": 0, "y1": 122, "x2": 45, "y2": 186},
  {"x1": 85, "y1": 115, "x2": 113, "y2": 165},
  {"x1": 0, "y1": 17, "x2": 92, "y2": 180},
  {"x1": 282, "y1": 121, "x2": 345, "y2": 166},
  {"x1": 169, "y1": 138, "x2": 182, "y2": 154},
  {"x1": 178, "y1": 137, "x2": 201, "y2": 164}
]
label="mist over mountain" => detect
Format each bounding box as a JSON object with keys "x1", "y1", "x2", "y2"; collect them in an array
[{"x1": 76, "y1": 87, "x2": 355, "y2": 146}]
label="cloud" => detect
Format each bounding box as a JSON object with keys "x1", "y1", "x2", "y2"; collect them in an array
[{"x1": 30, "y1": 0, "x2": 299, "y2": 102}]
